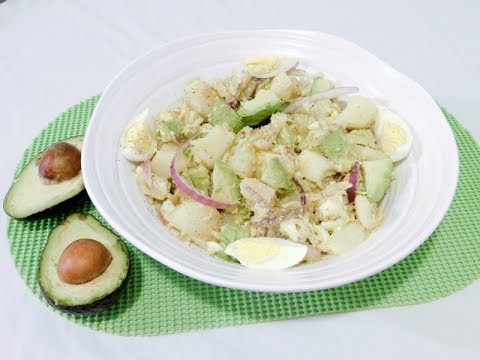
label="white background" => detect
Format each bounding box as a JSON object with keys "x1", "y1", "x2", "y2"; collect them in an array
[{"x1": 1, "y1": 1, "x2": 479, "y2": 359}]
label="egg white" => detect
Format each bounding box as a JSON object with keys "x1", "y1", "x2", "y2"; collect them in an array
[
  {"x1": 225, "y1": 237, "x2": 308, "y2": 270},
  {"x1": 120, "y1": 109, "x2": 157, "y2": 162},
  {"x1": 245, "y1": 55, "x2": 298, "y2": 78},
  {"x1": 375, "y1": 110, "x2": 413, "y2": 162}
]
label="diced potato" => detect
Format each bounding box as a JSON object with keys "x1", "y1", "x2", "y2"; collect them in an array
[
  {"x1": 299, "y1": 128, "x2": 328, "y2": 150},
  {"x1": 279, "y1": 218, "x2": 330, "y2": 248},
  {"x1": 306, "y1": 99, "x2": 335, "y2": 119},
  {"x1": 184, "y1": 79, "x2": 218, "y2": 116},
  {"x1": 239, "y1": 178, "x2": 276, "y2": 207},
  {"x1": 149, "y1": 175, "x2": 170, "y2": 200},
  {"x1": 250, "y1": 204, "x2": 271, "y2": 223},
  {"x1": 166, "y1": 200, "x2": 221, "y2": 241},
  {"x1": 335, "y1": 96, "x2": 377, "y2": 130},
  {"x1": 312, "y1": 225, "x2": 331, "y2": 248},
  {"x1": 297, "y1": 150, "x2": 334, "y2": 183},
  {"x1": 136, "y1": 166, "x2": 171, "y2": 200},
  {"x1": 327, "y1": 221, "x2": 366, "y2": 255},
  {"x1": 154, "y1": 110, "x2": 177, "y2": 122},
  {"x1": 320, "y1": 218, "x2": 349, "y2": 233},
  {"x1": 270, "y1": 72, "x2": 295, "y2": 101},
  {"x1": 355, "y1": 195, "x2": 383, "y2": 230},
  {"x1": 352, "y1": 144, "x2": 388, "y2": 161},
  {"x1": 256, "y1": 149, "x2": 296, "y2": 178},
  {"x1": 250, "y1": 114, "x2": 286, "y2": 150},
  {"x1": 227, "y1": 138, "x2": 256, "y2": 178},
  {"x1": 292, "y1": 113, "x2": 316, "y2": 134},
  {"x1": 160, "y1": 199, "x2": 176, "y2": 217},
  {"x1": 151, "y1": 143, "x2": 185, "y2": 179},
  {"x1": 270, "y1": 112, "x2": 289, "y2": 127},
  {"x1": 311, "y1": 77, "x2": 333, "y2": 93},
  {"x1": 191, "y1": 125, "x2": 235, "y2": 168},
  {"x1": 318, "y1": 194, "x2": 349, "y2": 221}
]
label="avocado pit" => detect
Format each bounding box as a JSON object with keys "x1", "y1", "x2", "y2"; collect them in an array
[
  {"x1": 38, "y1": 142, "x2": 81, "y2": 182},
  {"x1": 57, "y1": 238, "x2": 112, "y2": 285}
]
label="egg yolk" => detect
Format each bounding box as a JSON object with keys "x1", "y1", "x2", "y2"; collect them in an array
[
  {"x1": 382, "y1": 123, "x2": 406, "y2": 155},
  {"x1": 246, "y1": 56, "x2": 280, "y2": 74},
  {"x1": 233, "y1": 239, "x2": 280, "y2": 264},
  {"x1": 125, "y1": 121, "x2": 155, "y2": 153}
]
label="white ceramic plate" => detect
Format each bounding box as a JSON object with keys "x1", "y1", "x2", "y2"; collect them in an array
[{"x1": 82, "y1": 30, "x2": 458, "y2": 292}]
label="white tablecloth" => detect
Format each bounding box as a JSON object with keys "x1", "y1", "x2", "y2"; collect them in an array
[{"x1": 1, "y1": 1, "x2": 479, "y2": 359}]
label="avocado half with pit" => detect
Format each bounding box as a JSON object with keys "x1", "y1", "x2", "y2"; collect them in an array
[
  {"x1": 38, "y1": 213, "x2": 130, "y2": 315},
  {"x1": 4, "y1": 136, "x2": 85, "y2": 219}
]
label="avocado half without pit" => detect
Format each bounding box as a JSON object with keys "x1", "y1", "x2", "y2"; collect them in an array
[
  {"x1": 3, "y1": 136, "x2": 85, "y2": 219},
  {"x1": 38, "y1": 214, "x2": 130, "y2": 315}
]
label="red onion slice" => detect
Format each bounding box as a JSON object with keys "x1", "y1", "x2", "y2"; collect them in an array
[
  {"x1": 284, "y1": 87, "x2": 359, "y2": 113},
  {"x1": 174, "y1": 134, "x2": 185, "y2": 144},
  {"x1": 242, "y1": 185, "x2": 270, "y2": 208},
  {"x1": 141, "y1": 160, "x2": 152, "y2": 188},
  {"x1": 347, "y1": 161, "x2": 359, "y2": 203},
  {"x1": 169, "y1": 136, "x2": 237, "y2": 209},
  {"x1": 153, "y1": 205, "x2": 169, "y2": 225},
  {"x1": 294, "y1": 179, "x2": 307, "y2": 208}
]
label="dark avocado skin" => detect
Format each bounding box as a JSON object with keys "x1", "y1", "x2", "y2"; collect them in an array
[
  {"x1": 37, "y1": 213, "x2": 131, "y2": 316},
  {"x1": 39, "y1": 271, "x2": 129, "y2": 316}
]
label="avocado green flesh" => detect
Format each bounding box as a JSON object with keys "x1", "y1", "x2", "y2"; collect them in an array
[
  {"x1": 219, "y1": 224, "x2": 250, "y2": 247},
  {"x1": 261, "y1": 157, "x2": 293, "y2": 193},
  {"x1": 362, "y1": 159, "x2": 394, "y2": 202},
  {"x1": 160, "y1": 120, "x2": 183, "y2": 134},
  {"x1": 211, "y1": 160, "x2": 241, "y2": 203},
  {"x1": 237, "y1": 90, "x2": 284, "y2": 127},
  {"x1": 209, "y1": 101, "x2": 243, "y2": 133},
  {"x1": 3, "y1": 136, "x2": 85, "y2": 219},
  {"x1": 320, "y1": 130, "x2": 348, "y2": 160},
  {"x1": 182, "y1": 165, "x2": 211, "y2": 195},
  {"x1": 346, "y1": 129, "x2": 376, "y2": 148},
  {"x1": 38, "y1": 214, "x2": 130, "y2": 308}
]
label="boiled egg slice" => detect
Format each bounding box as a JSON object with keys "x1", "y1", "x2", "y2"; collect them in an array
[
  {"x1": 120, "y1": 109, "x2": 157, "y2": 162},
  {"x1": 225, "y1": 237, "x2": 308, "y2": 270},
  {"x1": 245, "y1": 55, "x2": 298, "y2": 78},
  {"x1": 375, "y1": 110, "x2": 413, "y2": 162}
]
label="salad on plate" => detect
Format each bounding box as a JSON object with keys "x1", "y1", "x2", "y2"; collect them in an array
[{"x1": 119, "y1": 55, "x2": 413, "y2": 270}]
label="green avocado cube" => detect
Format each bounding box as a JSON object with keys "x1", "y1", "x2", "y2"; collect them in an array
[
  {"x1": 362, "y1": 159, "x2": 393, "y2": 202},
  {"x1": 237, "y1": 90, "x2": 285, "y2": 127},
  {"x1": 209, "y1": 100, "x2": 244, "y2": 133},
  {"x1": 211, "y1": 160, "x2": 241, "y2": 203},
  {"x1": 261, "y1": 157, "x2": 293, "y2": 194}
]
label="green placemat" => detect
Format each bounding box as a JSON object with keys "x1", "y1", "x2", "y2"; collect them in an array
[{"x1": 6, "y1": 95, "x2": 480, "y2": 336}]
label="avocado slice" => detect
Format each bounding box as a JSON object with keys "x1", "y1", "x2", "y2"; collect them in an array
[
  {"x1": 362, "y1": 159, "x2": 393, "y2": 202},
  {"x1": 38, "y1": 213, "x2": 130, "y2": 315},
  {"x1": 261, "y1": 157, "x2": 293, "y2": 194},
  {"x1": 182, "y1": 165, "x2": 211, "y2": 195},
  {"x1": 346, "y1": 129, "x2": 376, "y2": 148},
  {"x1": 209, "y1": 100, "x2": 244, "y2": 133},
  {"x1": 237, "y1": 90, "x2": 284, "y2": 127},
  {"x1": 158, "y1": 119, "x2": 183, "y2": 135},
  {"x1": 211, "y1": 160, "x2": 241, "y2": 203},
  {"x1": 219, "y1": 224, "x2": 250, "y2": 247},
  {"x1": 320, "y1": 130, "x2": 349, "y2": 161},
  {"x1": 4, "y1": 136, "x2": 85, "y2": 219}
]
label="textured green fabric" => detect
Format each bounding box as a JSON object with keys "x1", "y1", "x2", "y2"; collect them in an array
[{"x1": 6, "y1": 95, "x2": 480, "y2": 336}]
